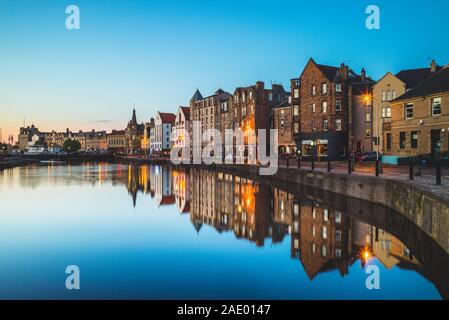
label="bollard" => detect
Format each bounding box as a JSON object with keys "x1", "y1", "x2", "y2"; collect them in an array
[
  {"x1": 297, "y1": 157, "x2": 301, "y2": 169},
  {"x1": 375, "y1": 159, "x2": 380, "y2": 177},
  {"x1": 311, "y1": 157, "x2": 315, "y2": 171},
  {"x1": 436, "y1": 160, "x2": 442, "y2": 185},
  {"x1": 327, "y1": 159, "x2": 331, "y2": 172},
  {"x1": 286, "y1": 158, "x2": 289, "y2": 168},
  {"x1": 409, "y1": 160, "x2": 414, "y2": 180},
  {"x1": 348, "y1": 158, "x2": 352, "y2": 174}
]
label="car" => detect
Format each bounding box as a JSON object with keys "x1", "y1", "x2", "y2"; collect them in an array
[{"x1": 361, "y1": 152, "x2": 382, "y2": 162}]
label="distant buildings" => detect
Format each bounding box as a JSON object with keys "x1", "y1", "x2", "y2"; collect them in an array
[
  {"x1": 151, "y1": 112, "x2": 176, "y2": 155},
  {"x1": 125, "y1": 109, "x2": 145, "y2": 155}
]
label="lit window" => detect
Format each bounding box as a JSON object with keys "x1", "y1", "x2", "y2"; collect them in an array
[
  {"x1": 294, "y1": 88, "x2": 299, "y2": 98},
  {"x1": 366, "y1": 112, "x2": 371, "y2": 122},
  {"x1": 293, "y1": 105, "x2": 299, "y2": 116},
  {"x1": 322, "y1": 227, "x2": 328, "y2": 240},
  {"x1": 335, "y1": 119, "x2": 342, "y2": 131},
  {"x1": 335, "y1": 212, "x2": 342, "y2": 223},
  {"x1": 323, "y1": 119, "x2": 329, "y2": 131},
  {"x1": 322, "y1": 101, "x2": 327, "y2": 113},
  {"x1": 312, "y1": 103, "x2": 316, "y2": 113},
  {"x1": 312, "y1": 86, "x2": 316, "y2": 96},
  {"x1": 322, "y1": 83, "x2": 327, "y2": 94},
  {"x1": 365, "y1": 129, "x2": 371, "y2": 137}
]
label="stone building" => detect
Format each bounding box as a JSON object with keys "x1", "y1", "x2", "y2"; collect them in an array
[
  {"x1": 295, "y1": 58, "x2": 371, "y2": 160},
  {"x1": 232, "y1": 82, "x2": 287, "y2": 161},
  {"x1": 107, "y1": 130, "x2": 126, "y2": 153},
  {"x1": 141, "y1": 118, "x2": 155, "y2": 154},
  {"x1": 125, "y1": 109, "x2": 145, "y2": 155},
  {"x1": 273, "y1": 96, "x2": 298, "y2": 156},
  {"x1": 385, "y1": 64, "x2": 449, "y2": 162},
  {"x1": 372, "y1": 60, "x2": 442, "y2": 156}
]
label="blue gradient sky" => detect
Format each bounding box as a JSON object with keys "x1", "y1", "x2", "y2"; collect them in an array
[{"x1": 1, "y1": 0, "x2": 449, "y2": 141}]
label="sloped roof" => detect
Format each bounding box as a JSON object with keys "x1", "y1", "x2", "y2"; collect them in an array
[
  {"x1": 396, "y1": 67, "x2": 442, "y2": 89},
  {"x1": 316, "y1": 63, "x2": 339, "y2": 81},
  {"x1": 158, "y1": 112, "x2": 176, "y2": 124},
  {"x1": 393, "y1": 66, "x2": 449, "y2": 102},
  {"x1": 190, "y1": 89, "x2": 203, "y2": 103},
  {"x1": 180, "y1": 106, "x2": 190, "y2": 120}
]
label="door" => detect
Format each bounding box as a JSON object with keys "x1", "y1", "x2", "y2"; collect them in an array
[{"x1": 431, "y1": 129, "x2": 442, "y2": 159}]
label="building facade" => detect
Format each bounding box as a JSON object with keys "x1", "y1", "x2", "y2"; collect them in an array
[
  {"x1": 273, "y1": 97, "x2": 298, "y2": 156},
  {"x1": 151, "y1": 112, "x2": 176, "y2": 155},
  {"x1": 125, "y1": 109, "x2": 145, "y2": 155},
  {"x1": 171, "y1": 106, "x2": 190, "y2": 159},
  {"x1": 385, "y1": 65, "x2": 449, "y2": 162}
]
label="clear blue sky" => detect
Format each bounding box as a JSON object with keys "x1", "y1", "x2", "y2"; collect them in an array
[{"x1": 1, "y1": 0, "x2": 449, "y2": 141}]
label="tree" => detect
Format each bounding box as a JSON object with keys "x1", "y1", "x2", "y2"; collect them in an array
[{"x1": 63, "y1": 139, "x2": 81, "y2": 153}]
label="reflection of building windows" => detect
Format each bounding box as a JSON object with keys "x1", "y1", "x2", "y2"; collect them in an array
[
  {"x1": 335, "y1": 212, "x2": 342, "y2": 223},
  {"x1": 322, "y1": 245, "x2": 327, "y2": 257},
  {"x1": 312, "y1": 243, "x2": 316, "y2": 254},
  {"x1": 335, "y1": 249, "x2": 342, "y2": 258},
  {"x1": 312, "y1": 226, "x2": 316, "y2": 237},
  {"x1": 411, "y1": 131, "x2": 419, "y2": 149},
  {"x1": 432, "y1": 97, "x2": 441, "y2": 116},
  {"x1": 365, "y1": 129, "x2": 371, "y2": 138},
  {"x1": 335, "y1": 230, "x2": 342, "y2": 242},
  {"x1": 323, "y1": 209, "x2": 329, "y2": 221},
  {"x1": 322, "y1": 227, "x2": 328, "y2": 239},
  {"x1": 400, "y1": 132, "x2": 406, "y2": 149}
]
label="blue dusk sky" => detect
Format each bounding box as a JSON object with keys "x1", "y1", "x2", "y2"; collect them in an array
[{"x1": 1, "y1": 0, "x2": 449, "y2": 141}]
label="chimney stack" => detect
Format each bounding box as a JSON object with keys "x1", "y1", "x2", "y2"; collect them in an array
[
  {"x1": 361, "y1": 68, "x2": 366, "y2": 82},
  {"x1": 430, "y1": 59, "x2": 438, "y2": 72},
  {"x1": 339, "y1": 63, "x2": 349, "y2": 80}
]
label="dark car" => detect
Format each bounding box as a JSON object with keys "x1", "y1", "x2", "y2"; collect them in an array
[{"x1": 361, "y1": 152, "x2": 382, "y2": 162}]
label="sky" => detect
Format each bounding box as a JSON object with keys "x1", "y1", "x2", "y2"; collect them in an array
[{"x1": 1, "y1": 0, "x2": 449, "y2": 142}]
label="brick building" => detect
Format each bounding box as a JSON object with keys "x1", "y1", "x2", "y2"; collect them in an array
[
  {"x1": 295, "y1": 58, "x2": 370, "y2": 160},
  {"x1": 273, "y1": 96, "x2": 298, "y2": 156}
]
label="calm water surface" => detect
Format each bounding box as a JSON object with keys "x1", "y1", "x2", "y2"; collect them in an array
[{"x1": 0, "y1": 163, "x2": 448, "y2": 300}]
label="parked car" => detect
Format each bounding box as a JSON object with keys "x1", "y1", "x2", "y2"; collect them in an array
[{"x1": 361, "y1": 152, "x2": 382, "y2": 162}]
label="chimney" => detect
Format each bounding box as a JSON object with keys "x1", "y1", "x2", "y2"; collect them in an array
[
  {"x1": 361, "y1": 68, "x2": 366, "y2": 82},
  {"x1": 339, "y1": 63, "x2": 349, "y2": 80},
  {"x1": 430, "y1": 59, "x2": 437, "y2": 72},
  {"x1": 255, "y1": 81, "x2": 265, "y2": 90}
]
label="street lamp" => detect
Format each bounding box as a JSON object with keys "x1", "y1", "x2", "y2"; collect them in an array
[{"x1": 364, "y1": 93, "x2": 382, "y2": 176}]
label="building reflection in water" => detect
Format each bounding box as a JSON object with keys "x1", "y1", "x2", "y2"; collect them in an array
[{"x1": 121, "y1": 164, "x2": 433, "y2": 285}]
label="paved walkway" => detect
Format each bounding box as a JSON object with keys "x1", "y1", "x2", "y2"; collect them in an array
[{"x1": 278, "y1": 159, "x2": 449, "y2": 202}]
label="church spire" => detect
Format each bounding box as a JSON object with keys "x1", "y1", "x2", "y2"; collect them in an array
[{"x1": 131, "y1": 108, "x2": 137, "y2": 125}]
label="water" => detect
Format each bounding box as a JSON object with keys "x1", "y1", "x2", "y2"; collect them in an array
[{"x1": 0, "y1": 162, "x2": 447, "y2": 300}]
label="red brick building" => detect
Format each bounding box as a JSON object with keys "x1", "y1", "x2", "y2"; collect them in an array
[{"x1": 295, "y1": 58, "x2": 371, "y2": 160}]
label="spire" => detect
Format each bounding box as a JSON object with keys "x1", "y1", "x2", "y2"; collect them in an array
[
  {"x1": 190, "y1": 89, "x2": 203, "y2": 103},
  {"x1": 131, "y1": 108, "x2": 137, "y2": 125}
]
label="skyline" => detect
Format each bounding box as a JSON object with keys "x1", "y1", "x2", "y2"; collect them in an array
[{"x1": 2, "y1": 0, "x2": 449, "y2": 142}]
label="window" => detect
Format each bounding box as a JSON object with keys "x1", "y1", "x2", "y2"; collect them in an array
[
  {"x1": 335, "y1": 249, "x2": 342, "y2": 258},
  {"x1": 365, "y1": 129, "x2": 371, "y2": 138},
  {"x1": 335, "y1": 100, "x2": 342, "y2": 111},
  {"x1": 249, "y1": 91, "x2": 253, "y2": 100},
  {"x1": 322, "y1": 83, "x2": 327, "y2": 94},
  {"x1": 293, "y1": 88, "x2": 299, "y2": 98},
  {"x1": 392, "y1": 90, "x2": 397, "y2": 100},
  {"x1": 366, "y1": 112, "x2": 371, "y2": 122},
  {"x1": 400, "y1": 132, "x2": 406, "y2": 149},
  {"x1": 411, "y1": 131, "x2": 418, "y2": 149},
  {"x1": 381, "y1": 90, "x2": 386, "y2": 102},
  {"x1": 432, "y1": 97, "x2": 442, "y2": 116},
  {"x1": 312, "y1": 103, "x2": 316, "y2": 113},
  {"x1": 382, "y1": 106, "x2": 391, "y2": 118},
  {"x1": 335, "y1": 212, "x2": 342, "y2": 223},
  {"x1": 322, "y1": 101, "x2": 327, "y2": 113},
  {"x1": 280, "y1": 120, "x2": 285, "y2": 128},
  {"x1": 386, "y1": 133, "x2": 392, "y2": 150},
  {"x1": 312, "y1": 86, "x2": 316, "y2": 96},
  {"x1": 312, "y1": 121, "x2": 316, "y2": 131},
  {"x1": 322, "y1": 245, "x2": 327, "y2": 257},
  {"x1": 323, "y1": 209, "x2": 329, "y2": 221},
  {"x1": 322, "y1": 227, "x2": 328, "y2": 240},
  {"x1": 336, "y1": 230, "x2": 342, "y2": 242},
  {"x1": 386, "y1": 90, "x2": 393, "y2": 101},
  {"x1": 293, "y1": 105, "x2": 299, "y2": 116},
  {"x1": 323, "y1": 119, "x2": 329, "y2": 131},
  {"x1": 405, "y1": 104, "x2": 413, "y2": 119},
  {"x1": 293, "y1": 123, "x2": 299, "y2": 134},
  {"x1": 268, "y1": 92, "x2": 273, "y2": 102},
  {"x1": 335, "y1": 83, "x2": 342, "y2": 93},
  {"x1": 335, "y1": 119, "x2": 342, "y2": 131}
]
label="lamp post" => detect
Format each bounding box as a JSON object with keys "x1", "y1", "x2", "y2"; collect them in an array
[{"x1": 364, "y1": 94, "x2": 382, "y2": 176}]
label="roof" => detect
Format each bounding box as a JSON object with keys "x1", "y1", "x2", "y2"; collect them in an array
[
  {"x1": 180, "y1": 106, "x2": 190, "y2": 120},
  {"x1": 316, "y1": 63, "x2": 339, "y2": 81},
  {"x1": 351, "y1": 81, "x2": 376, "y2": 95},
  {"x1": 393, "y1": 66, "x2": 449, "y2": 102},
  {"x1": 190, "y1": 89, "x2": 203, "y2": 103},
  {"x1": 158, "y1": 112, "x2": 176, "y2": 124},
  {"x1": 273, "y1": 99, "x2": 291, "y2": 109},
  {"x1": 396, "y1": 67, "x2": 442, "y2": 89}
]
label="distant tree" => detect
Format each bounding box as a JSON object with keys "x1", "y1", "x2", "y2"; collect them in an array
[{"x1": 63, "y1": 139, "x2": 81, "y2": 153}]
